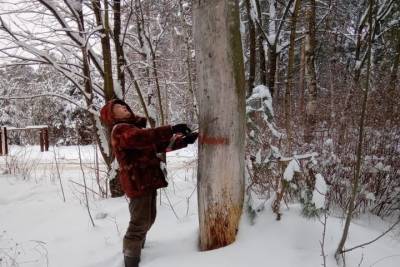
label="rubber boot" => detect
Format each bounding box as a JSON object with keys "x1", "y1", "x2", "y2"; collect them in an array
[{"x1": 124, "y1": 256, "x2": 140, "y2": 267}]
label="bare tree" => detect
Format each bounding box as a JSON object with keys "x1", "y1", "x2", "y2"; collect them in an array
[
  {"x1": 193, "y1": 0, "x2": 246, "y2": 250},
  {"x1": 335, "y1": 0, "x2": 375, "y2": 261}
]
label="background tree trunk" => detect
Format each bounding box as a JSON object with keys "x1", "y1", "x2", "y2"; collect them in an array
[
  {"x1": 193, "y1": 0, "x2": 246, "y2": 251},
  {"x1": 335, "y1": 0, "x2": 375, "y2": 260},
  {"x1": 285, "y1": 0, "x2": 301, "y2": 153},
  {"x1": 304, "y1": 0, "x2": 317, "y2": 143},
  {"x1": 244, "y1": 0, "x2": 256, "y2": 96},
  {"x1": 255, "y1": 0, "x2": 267, "y2": 85}
]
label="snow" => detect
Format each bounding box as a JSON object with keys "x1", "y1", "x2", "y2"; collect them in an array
[
  {"x1": 95, "y1": 115, "x2": 110, "y2": 157},
  {"x1": 283, "y1": 159, "x2": 300, "y2": 181},
  {"x1": 249, "y1": 0, "x2": 259, "y2": 23},
  {"x1": 255, "y1": 149, "x2": 262, "y2": 164},
  {"x1": 68, "y1": 0, "x2": 83, "y2": 12},
  {"x1": 113, "y1": 79, "x2": 123, "y2": 100},
  {"x1": 1, "y1": 145, "x2": 400, "y2": 267},
  {"x1": 312, "y1": 173, "x2": 327, "y2": 209},
  {"x1": 247, "y1": 85, "x2": 272, "y2": 102},
  {"x1": 268, "y1": 0, "x2": 277, "y2": 44}
]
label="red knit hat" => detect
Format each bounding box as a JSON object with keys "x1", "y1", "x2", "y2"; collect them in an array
[{"x1": 100, "y1": 99, "x2": 147, "y2": 128}]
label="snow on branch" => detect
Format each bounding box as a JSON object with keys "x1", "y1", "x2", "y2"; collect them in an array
[
  {"x1": 0, "y1": 93, "x2": 97, "y2": 116},
  {"x1": 36, "y1": 0, "x2": 104, "y2": 75}
]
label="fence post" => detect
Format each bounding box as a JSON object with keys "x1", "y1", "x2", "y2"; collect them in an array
[
  {"x1": 40, "y1": 129, "x2": 44, "y2": 152},
  {"x1": 0, "y1": 127, "x2": 8, "y2": 156},
  {"x1": 0, "y1": 127, "x2": 2, "y2": 155},
  {"x1": 44, "y1": 127, "x2": 49, "y2": 151}
]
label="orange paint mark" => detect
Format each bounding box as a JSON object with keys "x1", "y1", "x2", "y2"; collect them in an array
[{"x1": 199, "y1": 134, "x2": 229, "y2": 145}]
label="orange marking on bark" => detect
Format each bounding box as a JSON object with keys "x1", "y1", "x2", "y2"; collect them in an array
[{"x1": 199, "y1": 134, "x2": 229, "y2": 145}]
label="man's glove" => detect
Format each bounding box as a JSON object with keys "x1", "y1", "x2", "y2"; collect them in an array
[
  {"x1": 172, "y1": 124, "x2": 192, "y2": 135},
  {"x1": 183, "y1": 132, "x2": 199, "y2": 144}
]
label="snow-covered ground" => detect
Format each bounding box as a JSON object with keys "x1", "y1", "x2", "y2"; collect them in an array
[{"x1": 1, "y1": 145, "x2": 399, "y2": 267}]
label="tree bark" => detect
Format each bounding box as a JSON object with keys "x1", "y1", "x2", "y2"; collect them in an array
[
  {"x1": 304, "y1": 0, "x2": 317, "y2": 143},
  {"x1": 267, "y1": 46, "x2": 278, "y2": 96},
  {"x1": 113, "y1": 0, "x2": 126, "y2": 97},
  {"x1": 299, "y1": 37, "x2": 306, "y2": 118},
  {"x1": 245, "y1": 0, "x2": 256, "y2": 96},
  {"x1": 255, "y1": 0, "x2": 267, "y2": 85},
  {"x1": 193, "y1": 0, "x2": 246, "y2": 251},
  {"x1": 92, "y1": 0, "x2": 115, "y2": 101},
  {"x1": 285, "y1": 0, "x2": 301, "y2": 152},
  {"x1": 387, "y1": 28, "x2": 400, "y2": 121}
]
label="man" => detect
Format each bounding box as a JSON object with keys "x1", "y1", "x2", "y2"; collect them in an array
[{"x1": 100, "y1": 99, "x2": 198, "y2": 267}]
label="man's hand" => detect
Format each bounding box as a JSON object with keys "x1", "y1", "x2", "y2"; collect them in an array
[
  {"x1": 183, "y1": 132, "x2": 199, "y2": 144},
  {"x1": 172, "y1": 124, "x2": 192, "y2": 135}
]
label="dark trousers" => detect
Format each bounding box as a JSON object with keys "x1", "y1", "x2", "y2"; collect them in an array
[{"x1": 123, "y1": 190, "x2": 157, "y2": 258}]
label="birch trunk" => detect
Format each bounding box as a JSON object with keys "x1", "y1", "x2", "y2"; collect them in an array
[{"x1": 193, "y1": 0, "x2": 246, "y2": 251}]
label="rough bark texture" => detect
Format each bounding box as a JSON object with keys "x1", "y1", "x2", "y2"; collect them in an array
[
  {"x1": 113, "y1": 0, "x2": 126, "y2": 97},
  {"x1": 304, "y1": 0, "x2": 317, "y2": 143},
  {"x1": 255, "y1": 0, "x2": 267, "y2": 85},
  {"x1": 193, "y1": 0, "x2": 245, "y2": 251},
  {"x1": 245, "y1": 0, "x2": 256, "y2": 96},
  {"x1": 387, "y1": 28, "x2": 400, "y2": 121},
  {"x1": 267, "y1": 46, "x2": 278, "y2": 96},
  {"x1": 285, "y1": 0, "x2": 301, "y2": 152},
  {"x1": 92, "y1": 0, "x2": 115, "y2": 101}
]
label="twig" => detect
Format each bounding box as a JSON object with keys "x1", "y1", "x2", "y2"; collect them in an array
[
  {"x1": 77, "y1": 144, "x2": 96, "y2": 227},
  {"x1": 161, "y1": 188, "x2": 180, "y2": 221},
  {"x1": 370, "y1": 254, "x2": 400, "y2": 266},
  {"x1": 341, "y1": 217, "x2": 400, "y2": 253},
  {"x1": 69, "y1": 180, "x2": 102, "y2": 197},
  {"x1": 357, "y1": 251, "x2": 364, "y2": 267},
  {"x1": 319, "y1": 211, "x2": 328, "y2": 267},
  {"x1": 186, "y1": 185, "x2": 197, "y2": 217},
  {"x1": 52, "y1": 146, "x2": 66, "y2": 202}
]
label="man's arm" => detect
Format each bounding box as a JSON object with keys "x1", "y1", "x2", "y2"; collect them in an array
[
  {"x1": 155, "y1": 132, "x2": 199, "y2": 153},
  {"x1": 155, "y1": 135, "x2": 188, "y2": 153},
  {"x1": 113, "y1": 124, "x2": 173, "y2": 149}
]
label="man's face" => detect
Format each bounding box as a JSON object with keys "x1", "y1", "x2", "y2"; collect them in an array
[{"x1": 113, "y1": 104, "x2": 131, "y2": 119}]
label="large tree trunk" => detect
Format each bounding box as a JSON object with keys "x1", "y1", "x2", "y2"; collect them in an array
[
  {"x1": 244, "y1": 0, "x2": 256, "y2": 96},
  {"x1": 267, "y1": 47, "x2": 278, "y2": 96},
  {"x1": 254, "y1": 0, "x2": 267, "y2": 85},
  {"x1": 113, "y1": 0, "x2": 126, "y2": 98},
  {"x1": 92, "y1": 0, "x2": 124, "y2": 197},
  {"x1": 387, "y1": 28, "x2": 400, "y2": 122},
  {"x1": 304, "y1": 0, "x2": 317, "y2": 143},
  {"x1": 285, "y1": 0, "x2": 301, "y2": 152},
  {"x1": 193, "y1": 0, "x2": 246, "y2": 251},
  {"x1": 92, "y1": 0, "x2": 115, "y2": 101},
  {"x1": 299, "y1": 37, "x2": 306, "y2": 117}
]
